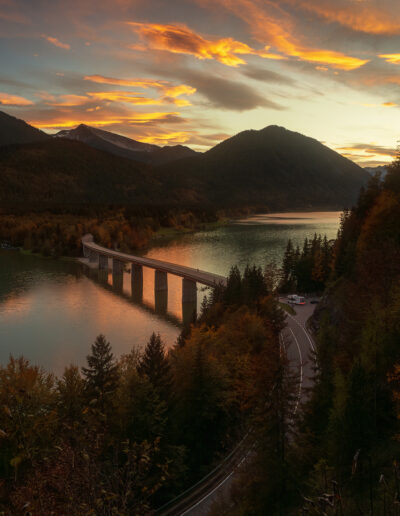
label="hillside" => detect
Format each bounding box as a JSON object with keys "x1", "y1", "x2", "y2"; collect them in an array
[
  {"x1": 56, "y1": 124, "x2": 198, "y2": 165},
  {"x1": 0, "y1": 112, "x2": 370, "y2": 210},
  {"x1": 157, "y1": 126, "x2": 370, "y2": 209},
  {"x1": 0, "y1": 111, "x2": 49, "y2": 146},
  {"x1": 0, "y1": 139, "x2": 163, "y2": 204}
]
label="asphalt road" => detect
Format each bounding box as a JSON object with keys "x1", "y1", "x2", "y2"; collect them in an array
[{"x1": 176, "y1": 301, "x2": 317, "y2": 516}]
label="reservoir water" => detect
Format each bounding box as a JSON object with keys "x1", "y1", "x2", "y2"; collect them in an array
[{"x1": 0, "y1": 212, "x2": 340, "y2": 374}]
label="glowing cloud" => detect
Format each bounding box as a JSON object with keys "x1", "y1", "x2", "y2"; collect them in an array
[
  {"x1": 0, "y1": 92, "x2": 33, "y2": 106},
  {"x1": 199, "y1": 0, "x2": 369, "y2": 70},
  {"x1": 87, "y1": 91, "x2": 164, "y2": 105},
  {"x1": 29, "y1": 112, "x2": 181, "y2": 130},
  {"x1": 284, "y1": 0, "x2": 400, "y2": 35},
  {"x1": 128, "y1": 22, "x2": 284, "y2": 66},
  {"x1": 37, "y1": 93, "x2": 89, "y2": 106},
  {"x1": 337, "y1": 143, "x2": 397, "y2": 164},
  {"x1": 379, "y1": 54, "x2": 400, "y2": 65},
  {"x1": 41, "y1": 34, "x2": 70, "y2": 50},
  {"x1": 140, "y1": 131, "x2": 192, "y2": 144},
  {"x1": 84, "y1": 75, "x2": 196, "y2": 99}
]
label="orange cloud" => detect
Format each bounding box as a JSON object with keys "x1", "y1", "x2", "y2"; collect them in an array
[
  {"x1": 37, "y1": 93, "x2": 89, "y2": 106},
  {"x1": 337, "y1": 143, "x2": 397, "y2": 164},
  {"x1": 87, "y1": 91, "x2": 164, "y2": 105},
  {"x1": 128, "y1": 22, "x2": 284, "y2": 66},
  {"x1": 29, "y1": 112, "x2": 181, "y2": 130},
  {"x1": 379, "y1": 54, "x2": 400, "y2": 65},
  {"x1": 84, "y1": 75, "x2": 196, "y2": 98},
  {"x1": 84, "y1": 75, "x2": 166, "y2": 88},
  {"x1": 140, "y1": 131, "x2": 191, "y2": 144},
  {"x1": 383, "y1": 102, "x2": 398, "y2": 107},
  {"x1": 41, "y1": 34, "x2": 70, "y2": 50},
  {"x1": 84, "y1": 76, "x2": 196, "y2": 106},
  {"x1": 197, "y1": 0, "x2": 368, "y2": 70},
  {"x1": 284, "y1": 0, "x2": 400, "y2": 35},
  {"x1": 0, "y1": 92, "x2": 33, "y2": 106}
]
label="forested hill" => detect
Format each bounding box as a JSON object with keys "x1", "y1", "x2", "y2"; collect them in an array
[
  {"x1": 0, "y1": 111, "x2": 49, "y2": 146},
  {"x1": 0, "y1": 111, "x2": 370, "y2": 210},
  {"x1": 287, "y1": 155, "x2": 400, "y2": 512},
  {"x1": 0, "y1": 139, "x2": 162, "y2": 204},
  {"x1": 157, "y1": 125, "x2": 370, "y2": 210}
]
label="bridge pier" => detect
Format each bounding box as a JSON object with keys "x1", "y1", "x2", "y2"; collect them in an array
[
  {"x1": 89, "y1": 250, "x2": 98, "y2": 264},
  {"x1": 99, "y1": 254, "x2": 108, "y2": 270},
  {"x1": 131, "y1": 264, "x2": 143, "y2": 302},
  {"x1": 182, "y1": 300, "x2": 197, "y2": 327},
  {"x1": 112, "y1": 258, "x2": 125, "y2": 275},
  {"x1": 155, "y1": 290, "x2": 168, "y2": 314},
  {"x1": 155, "y1": 270, "x2": 168, "y2": 292},
  {"x1": 182, "y1": 278, "x2": 197, "y2": 303}
]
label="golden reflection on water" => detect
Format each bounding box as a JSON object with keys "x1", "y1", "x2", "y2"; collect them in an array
[{"x1": 0, "y1": 212, "x2": 341, "y2": 374}]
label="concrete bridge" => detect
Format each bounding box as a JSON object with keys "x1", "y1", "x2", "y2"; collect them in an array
[{"x1": 81, "y1": 234, "x2": 227, "y2": 305}]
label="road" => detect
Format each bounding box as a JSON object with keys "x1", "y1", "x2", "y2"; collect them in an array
[{"x1": 166, "y1": 301, "x2": 317, "y2": 516}]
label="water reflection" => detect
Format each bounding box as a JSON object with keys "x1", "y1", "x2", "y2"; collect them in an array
[{"x1": 0, "y1": 212, "x2": 341, "y2": 374}]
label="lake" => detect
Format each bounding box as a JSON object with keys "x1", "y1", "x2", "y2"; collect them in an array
[{"x1": 0, "y1": 212, "x2": 340, "y2": 374}]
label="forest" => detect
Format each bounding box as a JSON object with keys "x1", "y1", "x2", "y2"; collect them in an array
[
  {"x1": 218, "y1": 159, "x2": 400, "y2": 514},
  {"x1": 2, "y1": 158, "x2": 400, "y2": 514},
  {"x1": 0, "y1": 265, "x2": 286, "y2": 514},
  {"x1": 0, "y1": 205, "x2": 224, "y2": 257}
]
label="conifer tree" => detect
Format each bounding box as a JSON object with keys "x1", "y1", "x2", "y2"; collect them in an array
[
  {"x1": 137, "y1": 333, "x2": 172, "y2": 401},
  {"x1": 82, "y1": 334, "x2": 119, "y2": 407}
]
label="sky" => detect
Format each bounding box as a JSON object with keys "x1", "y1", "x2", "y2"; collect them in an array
[{"x1": 1, "y1": 0, "x2": 400, "y2": 166}]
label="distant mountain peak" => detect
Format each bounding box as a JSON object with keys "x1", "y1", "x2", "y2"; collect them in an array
[{"x1": 54, "y1": 123, "x2": 198, "y2": 164}]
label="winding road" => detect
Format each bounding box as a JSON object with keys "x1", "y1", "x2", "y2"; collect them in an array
[{"x1": 161, "y1": 300, "x2": 317, "y2": 516}]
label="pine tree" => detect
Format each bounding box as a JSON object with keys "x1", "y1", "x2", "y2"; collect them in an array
[
  {"x1": 224, "y1": 265, "x2": 242, "y2": 305},
  {"x1": 137, "y1": 333, "x2": 172, "y2": 401},
  {"x1": 82, "y1": 334, "x2": 119, "y2": 407},
  {"x1": 281, "y1": 239, "x2": 295, "y2": 292}
]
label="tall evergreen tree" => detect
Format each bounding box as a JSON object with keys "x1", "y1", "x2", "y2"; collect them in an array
[
  {"x1": 82, "y1": 334, "x2": 119, "y2": 407},
  {"x1": 137, "y1": 333, "x2": 172, "y2": 401}
]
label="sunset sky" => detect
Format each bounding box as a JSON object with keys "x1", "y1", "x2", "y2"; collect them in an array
[{"x1": 1, "y1": 0, "x2": 400, "y2": 166}]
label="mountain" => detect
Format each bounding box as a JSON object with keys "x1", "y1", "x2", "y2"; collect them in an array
[
  {"x1": 55, "y1": 124, "x2": 198, "y2": 165},
  {"x1": 364, "y1": 165, "x2": 389, "y2": 178},
  {"x1": 0, "y1": 138, "x2": 164, "y2": 204},
  {"x1": 157, "y1": 125, "x2": 371, "y2": 209},
  {"x1": 0, "y1": 111, "x2": 49, "y2": 147},
  {"x1": 0, "y1": 112, "x2": 371, "y2": 210}
]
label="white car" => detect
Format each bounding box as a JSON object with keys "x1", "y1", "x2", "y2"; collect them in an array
[{"x1": 287, "y1": 294, "x2": 306, "y2": 305}]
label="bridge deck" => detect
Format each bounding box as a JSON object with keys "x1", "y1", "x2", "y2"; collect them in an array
[{"x1": 83, "y1": 241, "x2": 227, "y2": 288}]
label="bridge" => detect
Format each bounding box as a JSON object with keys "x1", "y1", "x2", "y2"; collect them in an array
[{"x1": 81, "y1": 234, "x2": 227, "y2": 305}]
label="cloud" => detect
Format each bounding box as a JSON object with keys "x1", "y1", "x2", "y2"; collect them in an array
[
  {"x1": 0, "y1": 92, "x2": 33, "y2": 106},
  {"x1": 176, "y1": 69, "x2": 283, "y2": 111},
  {"x1": 379, "y1": 54, "x2": 400, "y2": 65},
  {"x1": 36, "y1": 92, "x2": 89, "y2": 106},
  {"x1": 283, "y1": 0, "x2": 400, "y2": 35},
  {"x1": 29, "y1": 111, "x2": 183, "y2": 130},
  {"x1": 197, "y1": 0, "x2": 369, "y2": 70},
  {"x1": 86, "y1": 91, "x2": 164, "y2": 105},
  {"x1": 337, "y1": 143, "x2": 397, "y2": 164},
  {"x1": 84, "y1": 75, "x2": 196, "y2": 100},
  {"x1": 139, "y1": 131, "x2": 191, "y2": 144},
  {"x1": 83, "y1": 79, "x2": 196, "y2": 106},
  {"x1": 41, "y1": 34, "x2": 70, "y2": 50},
  {"x1": 127, "y1": 22, "x2": 284, "y2": 66},
  {"x1": 241, "y1": 65, "x2": 297, "y2": 85}
]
